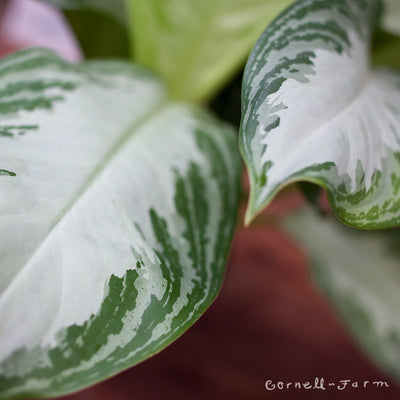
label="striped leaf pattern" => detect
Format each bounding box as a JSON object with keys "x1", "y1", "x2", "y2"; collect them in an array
[
  {"x1": 127, "y1": 0, "x2": 295, "y2": 102},
  {"x1": 0, "y1": 49, "x2": 240, "y2": 398},
  {"x1": 285, "y1": 210, "x2": 400, "y2": 383},
  {"x1": 240, "y1": 0, "x2": 400, "y2": 228}
]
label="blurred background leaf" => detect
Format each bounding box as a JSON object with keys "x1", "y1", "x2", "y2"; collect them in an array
[
  {"x1": 382, "y1": 0, "x2": 400, "y2": 36},
  {"x1": 41, "y1": 0, "x2": 126, "y2": 24},
  {"x1": 285, "y1": 209, "x2": 400, "y2": 384},
  {"x1": 127, "y1": 0, "x2": 295, "y2": 102},
  {"x1": 64, "y1": 9, "x2": 130, "y2": 59},
  {"x1": 372, "y1": 29, "x2": 400, "y2": 70}
]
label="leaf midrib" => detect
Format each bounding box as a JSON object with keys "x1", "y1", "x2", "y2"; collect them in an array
[{"x1": 1, "y1": 99, "x2": 169, "y2": 301}]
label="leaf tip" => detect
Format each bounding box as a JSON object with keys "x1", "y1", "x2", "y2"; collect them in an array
[
  {"x1": 244, "y1": 209, "x2": 255, "y2": 227},
  {"x1": 244, "y1": 183, "x2": 264, "y2": 226}
]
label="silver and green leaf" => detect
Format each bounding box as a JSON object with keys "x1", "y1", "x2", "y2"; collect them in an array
[
  {"x1": 285, "y1": 209, "x2": 400, "y2": 382},
  {"x1": 0, "y1": 49, "x2": 240, "y2": 398},
  {"x1": 240, "y1": 0, "x2": 400, "y2": 229}
]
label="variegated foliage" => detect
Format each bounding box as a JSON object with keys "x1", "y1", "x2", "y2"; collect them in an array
[
  {"x1": 240, "y1": 0, "x2": 400, "y2": 228},
  {"x1": 0, "y1": 49, "x2": 240, "y2": 398},
  {"x1": 127, "y1": 0, "x2": 295, "y2": 102},
  {"x1": 285, "y1": 210, "x2": 400, "y2": 382}
]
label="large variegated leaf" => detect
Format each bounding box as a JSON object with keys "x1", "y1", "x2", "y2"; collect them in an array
[
  {"x1": 240, "y1": 0, "x2": 400, "y2": 228},
  {"x1": 285, "y1": 209, "x2": 400, "y2": 382},
  {"x1": 41, "y1": 0, "x2": 126, "y2": 23},
  {"x1": 127, "y1": 0, "x2": 295, "y2": 102},
  {"x1": 0, "y1": 49, "x2": 240, "y2": 399}
]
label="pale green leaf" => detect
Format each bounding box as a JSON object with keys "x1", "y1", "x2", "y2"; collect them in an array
[
  {"x1": 382, "y1": 0, "x2": 400, "y2": 35},
  {"x1": 40, "y1": 0, "x2": 126, "y2": 24},
  {"x1": 240, "y1": 0, "x2": 400, "y2": 229},
  {"x1": 285, "y1": 209, "x2": 400, "y2": 383},
  {"x1": 127, "y1": 0, "x2": 295, "y2": 102},
  {"x1": 0, "y1": 48, "x2": 240, "y2": 399}
]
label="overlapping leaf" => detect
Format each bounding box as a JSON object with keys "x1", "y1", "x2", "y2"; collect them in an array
[
  {"x1": 285, "y1": 209, "x2": 400, "y2": 382},
  {"x1": 0, "y1": 49, "x2": 240, "y2": 399},
  {"x1": 240, "y1": 0, "x2": 400, "y2": 228},
  {"x1": 127, "y1": 0, "x2": 295, "y2": 102}
]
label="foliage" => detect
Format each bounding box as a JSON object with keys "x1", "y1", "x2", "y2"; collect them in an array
[
  {"x1": 0, "y1": 0, "x2": 399, "y2": 398},
  {"x1": 240, "y1": 0, "x2": 400, "y2": 228},
  {"x1": 0, "y1": 48, "x2": 240, "y2": 398},
  {"x1": 127, "y1": 0, "x2": 294, "y2": 102},
  {"x1": 285, "y1": 209, "x2": 400, "y2": 382}
]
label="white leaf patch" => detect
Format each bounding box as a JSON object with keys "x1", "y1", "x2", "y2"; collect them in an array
[{"x1": 0, "y1": 49, "x2": 240, "y2": 398}]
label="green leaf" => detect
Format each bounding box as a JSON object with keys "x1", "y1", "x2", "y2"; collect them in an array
[
  {"x1": 240, "y1": 0, "x2": 400, "y2": 229},
  {"x1": 0, "y1": 49, "x2": 240, "y2": 399},
  {"x1": 63, "y1": 9, "x2": 130, "y2": 59},
  {"x1": 372, "y1": 29, "x2": 400, "y2": 69},
  {"x1": 284, "y1": 209, "x2": 400, "y2": 383},
  {"x1": 127, "y1": 0, "x2": 295, "y2": 102},
  {"x1": 40, "y1": 0, "x2": 126, "y2": 24},
  {"x1": 382, "y1": 0, "x2": 400, "y2": 35}
]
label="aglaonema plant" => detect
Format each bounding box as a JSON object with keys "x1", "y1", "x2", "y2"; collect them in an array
[
  {"x1": 240, "y1": 0, "x2": 400, "y2": 385},
  {"x1": 0, "y1": 0, "x2": 399, "y2": 398}
]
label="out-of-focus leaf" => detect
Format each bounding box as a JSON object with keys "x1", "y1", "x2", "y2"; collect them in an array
[
  {"x1": 127, "y1": 0, "x2": 295, "y2": 102},
  {"x1": 0, "y1": 48, "x2": 240, "y2": 399},
  {"x1": 64, "y1": 9, "x2": 130, "y2": 59},
  {"x1": 285, "y1": 209, "x2": 400, "y2": 383},
  {"x1": 240, "y1": 0, "x2": 400, "y2": 229},
  {"x1": 372, "y1": 29, "x2": 400, "y2": 69},
  {"x1": 382, "y1": 0, "x2": 400, "y2": 35},
  {"x1": 40, "y1": 0, "x2": 126, "y2": 24}
]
